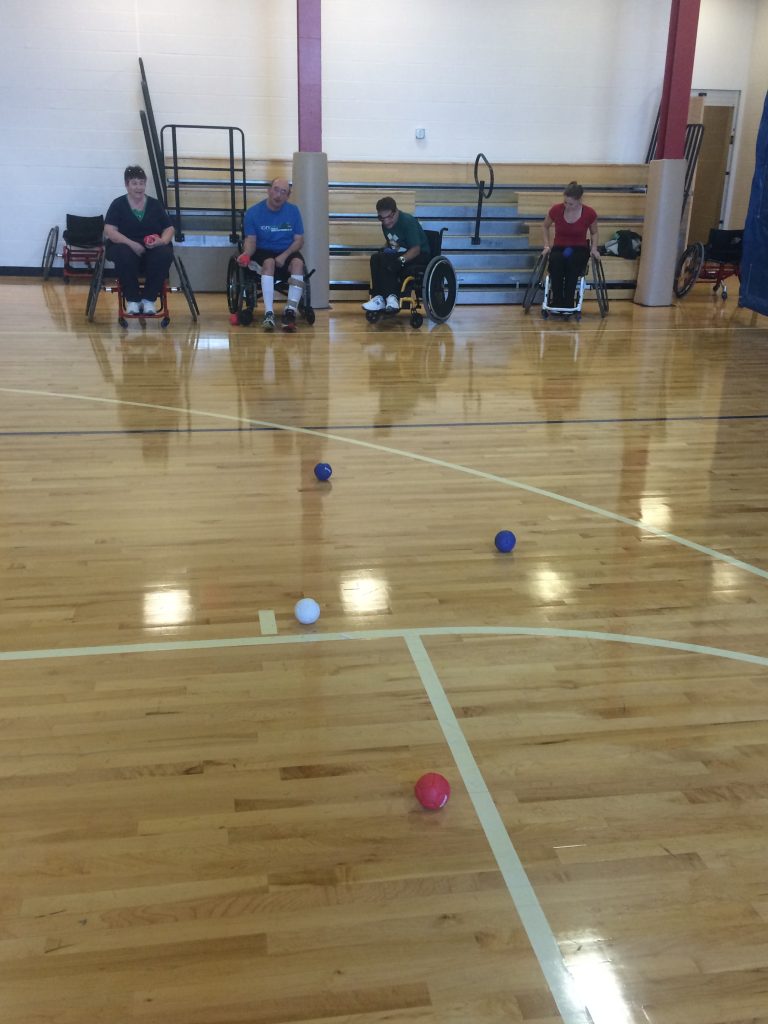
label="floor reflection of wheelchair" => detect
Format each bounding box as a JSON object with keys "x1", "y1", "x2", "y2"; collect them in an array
[
  {"x1": 226, "y1": 256, "x2": 316, "y2": 327},
  {"x1": 522, "y1": 251, "x2": 608, "y2": 320},
  {"x1": 365, "y1": 229, "x2": 458, "y2": 329},
  {"x1": 366, "y1": 335, "x2": 455, "y2": 425},
  {"x1": 42, "y1": 215, "x2": 105, "y2": 281},
  {"x1": 674, "y1": 228, "x2": 743, "y2": 301},
  {"x1": 85, "y1": 249, "x2": 199, "y2": 328}
]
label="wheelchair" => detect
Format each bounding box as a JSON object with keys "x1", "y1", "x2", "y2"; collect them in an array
[
  {"x1": 226, "y1": 254, "x2": 315, "y2": 328},
  {"x1": 365, "y1": 228, "x2": 458, "y2": 329},
  {"x1": 522, "y1": 251, "x2": 608, "y2": 320},
  {"x1": 42, "y1": 215, "x2": 105, "y2": 281},
  {"x1": 674, "y1": 228, "x2": 743, "y2": 301},
  {"x1": 85, "y1": 248, "x2": 198, "y2": 328}
]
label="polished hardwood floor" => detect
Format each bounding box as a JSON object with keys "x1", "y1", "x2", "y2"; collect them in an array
[{"x1": 1, "y1": 277, "x2": 767, "y2": 1023}]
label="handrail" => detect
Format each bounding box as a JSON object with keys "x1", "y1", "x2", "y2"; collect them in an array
[
  {"x1": 472, "y1": 153, "x2": 495, "y2": 245},
  {"x1": 139, "y1": 111, "x2": 164, "y2": 206},
  {"x1": 474, "y1": 153, "x2": 495, "y2": 198},
  {"x1": 138, "y1": 58, "x2": 166, "y2": 205},
  {"x1": 160, "y1": 124, "x2": 246, "y2": 243}
]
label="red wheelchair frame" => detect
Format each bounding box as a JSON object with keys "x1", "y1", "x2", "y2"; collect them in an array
[
  {"x1": 674, "y1": 229, "x2": 743, "y2": 301},
  {"x1": 42, "y1": 215, "x2": 105, "y2": 281},
  {"x1": 86, "y1": 249, "x2": 198, "y2": 328},
  {"x1": 113, "y1": 278, "x2": 172, "y2": 329}
]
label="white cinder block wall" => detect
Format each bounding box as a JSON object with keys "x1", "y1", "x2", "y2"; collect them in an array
[
  {"x1": 0, "y1": 0, "x2": 762, "y2": 268},
  {"x1": 323, "y1": 0, "x2": 673, "y2": 163}
]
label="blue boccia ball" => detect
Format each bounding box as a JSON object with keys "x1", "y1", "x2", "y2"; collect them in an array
[
  {"x1": 494, "y1": 530, "x2": 517, "y2": 553},
  {"x1": 314, "y1": 462, "x2": 333, "y2": 481},
  {"x1": 563, "y1": 246, "x2": 573, "y2": 259}
]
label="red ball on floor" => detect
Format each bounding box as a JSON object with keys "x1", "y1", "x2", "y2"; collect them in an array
[{"x1": 414, "y1": 773, "x2": 451, "y2": 809}]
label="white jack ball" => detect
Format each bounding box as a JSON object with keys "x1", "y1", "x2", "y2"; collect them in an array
[{"x1": 294, "y1": 597, "x2": 321, "y2": 625}]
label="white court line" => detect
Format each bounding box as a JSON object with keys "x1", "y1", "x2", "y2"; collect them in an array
[
  {"x1": 2, "y1": 623, "x2": 768, "y2": 667},
  {"x1": 2, "y1": 386, "x2": 767, "y2": 582},
  {"x1": 405, "y1": 632, "x2": 592, "y2": 1024},
  {"x1": 257, "y1": 609, "x2": 278, "y2": 635}
]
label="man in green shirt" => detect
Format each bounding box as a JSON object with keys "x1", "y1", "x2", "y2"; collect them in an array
[{"x1": 363, "y1": 197, "x2": 431, "y2": 313}]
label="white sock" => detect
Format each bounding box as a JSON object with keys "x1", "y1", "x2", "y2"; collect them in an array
[
  {"x1": 261, "y1": 275, "x2": 274, "y2": 313},
  {"x1": 287, "y1": 275, "x2": 303, "y2": 310}
]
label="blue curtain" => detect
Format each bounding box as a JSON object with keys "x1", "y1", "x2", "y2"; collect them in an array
[{"x1": 740, "y1": 91, "x2": 768, "y2": 315}]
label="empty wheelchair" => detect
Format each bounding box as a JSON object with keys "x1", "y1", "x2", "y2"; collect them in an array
[
  {"x1": 226, "y1": 254, "x2": 315, "y2": 328},
  {"x1": 365, "y1": 228, "x2": 458, "y2": 329},
  {"x1": 42, "y1": 214, "x2": 106, "y2": 281},
  {"x1": 674, "y1": 228, "x2": 743, "y2": 301},
  {"x1": 86, "y1": 249, "x2": 198, "y2": 328},
  {"x1": 522, "y1": 251, "x2": 608, "y2": 320}
]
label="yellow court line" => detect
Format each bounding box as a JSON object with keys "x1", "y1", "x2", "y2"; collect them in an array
[{"x1": 257, "y1": 609, "x2": 278, "y2": 635}]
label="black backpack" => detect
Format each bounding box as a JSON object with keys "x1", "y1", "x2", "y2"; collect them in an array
[
  {"x1": 616, "y1": 230, "x2": 642, "y2": 259},
  {"x1": 602, "y1": 230, "x2": 642, "y2": 259}
]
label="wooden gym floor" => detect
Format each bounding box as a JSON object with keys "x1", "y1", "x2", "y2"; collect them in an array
[{"x1": 1, "y1": 277, "x2": 768, "y2": 1024}]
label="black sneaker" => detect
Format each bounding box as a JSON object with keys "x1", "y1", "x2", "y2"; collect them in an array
[{"x1": 281, "y1": 308, "x2": 297, "y2": 332}]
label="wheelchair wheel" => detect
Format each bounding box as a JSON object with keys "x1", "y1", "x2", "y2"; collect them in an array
[
  {"x1": 42, "y1": 226, "x2": 59, "y2": 280},
  {"x1": 174, "y1": 256, "x2": 199, "y2": 321},
  {"x1": 674, "y1": 242, "x2": 705, "y2": 298},
  {"x1": 85, "y1": 251, "x2": 106, "y2": 322},
  {"x1": 422, "y1": 255, "x2": 457, "y2": 323},
  {"x1": 522, "y1": 251, "x2": 548, "y2": 312},
  {"x1": 410, "y1": 311, "x2": 424, "y2": 329},
  {"x1": 226, "y1": 257, "x2": 241, "y2": 314},
  {"x1": 226, "y1": 259, "x2": 256, "y2": 324},
  {"x1": 298, "y1": 274, "x2": 315, "y2": 325},
  {"x1": 591, "y1": 256, "x2": 609, "y2": 318}
]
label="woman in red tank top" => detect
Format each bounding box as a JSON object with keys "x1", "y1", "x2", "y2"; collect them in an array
[{"x1": 541, "y1": 181, "x2": 601, "y2": 309}]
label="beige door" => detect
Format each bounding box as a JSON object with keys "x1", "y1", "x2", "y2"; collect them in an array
[{"x1": 687, "y1": 104, "x2": 734, "y2": 244}]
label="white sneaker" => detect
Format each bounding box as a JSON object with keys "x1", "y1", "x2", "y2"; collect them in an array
[
  {"x1": 362, "y1": 295, "x2": 385, "y2": 311},
  {"x1": 126, "y1": 300, "x2": 141, "y2": 315},
  {"x1": 141, "y1": 298, "x2": 157, "y2": 315},
  {"x1": 385, "y1": 294, "x2": 400, "y2": 311}
]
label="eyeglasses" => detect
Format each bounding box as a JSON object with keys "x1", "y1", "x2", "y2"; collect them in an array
[{"x1": 377, "y1": 211, "x2": 395, "y2": 221}]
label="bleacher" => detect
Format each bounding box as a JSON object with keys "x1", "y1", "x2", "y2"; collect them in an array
[{"x1": 163, "y1": 157, "x2": 646, "y2": 302}]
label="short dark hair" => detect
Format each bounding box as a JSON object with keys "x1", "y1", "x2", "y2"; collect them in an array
[
  {"x1": 124, "y1": 165, "x2": 147, "y2": 184},
  {"x1": 376, "y1": 196, "x2": 397, "y2": 215},
  {"x1": 563, "y1": 180, "x2": 584, "y2": 200}
]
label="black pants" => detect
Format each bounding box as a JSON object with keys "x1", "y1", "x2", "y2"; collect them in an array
[
  {"x1": 369, "y1": 250, "x2": 427, "y2": 298},
  {"x1": 548, "y1": 246, "x2": 589, "y2": 308},
  {"x1": 106, "y1": 243, "x2": 174, "y2": 302}
]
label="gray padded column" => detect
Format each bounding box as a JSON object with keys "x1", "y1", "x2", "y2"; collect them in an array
[
  {"x1": 292, "y1": 151, "x2": 330, "y2": 310},
  {"x1": 634, "y1": 158, "x2": 686, "y2": 306}
]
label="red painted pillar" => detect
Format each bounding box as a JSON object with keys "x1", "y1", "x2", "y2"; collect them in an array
[
  {"x1": 297, "y1": 0, "x2": 321, "y2": 153},
  {"x1": 656, "y1": 0, "x2": 701, "y2": 158}
]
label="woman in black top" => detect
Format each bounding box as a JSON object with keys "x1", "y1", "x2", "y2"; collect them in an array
[{"x1": 104, "y1": 166, "x2": 174, "y2": 315}]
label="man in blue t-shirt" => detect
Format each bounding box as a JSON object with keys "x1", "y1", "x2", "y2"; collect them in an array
[{"x1": 240, "y1": 178, "x2": 305, "y2": 331}]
